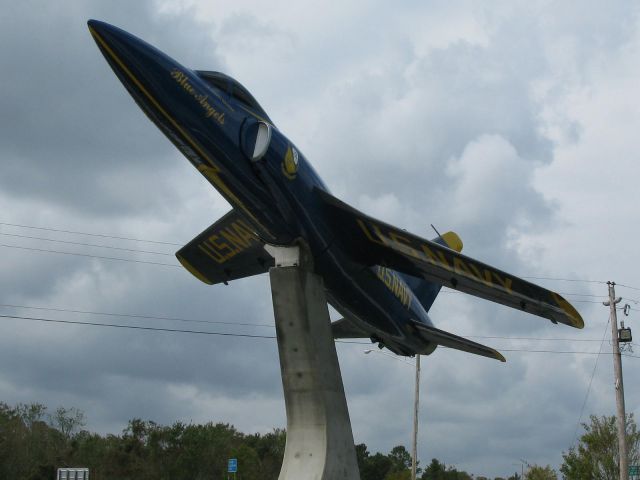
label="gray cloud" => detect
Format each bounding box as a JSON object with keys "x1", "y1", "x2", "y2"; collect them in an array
[{"x1": 0, "y1": 0, "x2": 225, "y2": 215}]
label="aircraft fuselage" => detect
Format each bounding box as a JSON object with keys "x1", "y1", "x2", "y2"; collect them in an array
[{"x1": 88, "y1": 20, "x2": 435, "y2": 356}]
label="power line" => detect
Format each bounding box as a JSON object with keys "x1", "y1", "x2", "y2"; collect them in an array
[
  {"x1": 2, "y1": 313, "x2": 639, "y2": 358},
  {"x1": 0, "y1": 221, "x2": 621, "y2": 289},
  {"x1": 559, "y1": 299, "x2": 607, "y2": 304},
  {"x1": 0, "y1": 232, "x2": 174, "y2": 256},
  {"x1": 497, "y1": 349, "x2": 619, "y2": 356},
  {"x1": 0, "y1": 242, "x2": 612, "y2": 304},
  {"x1": 0, "y1": 243, "x2": 181, "y2": 268},
  {"x1": 464, "y1": 335, "x2": 613, "y2": 343},
  {"x1": 0, "y1": 302, "x2": 622, "y2": 343},
  {"x1": 441, "y1": 287, "x2": 606, "y2": 299},
  {"x1": 0, "y1": 314, "x2": 276, "y2": 339},
  {"x1": 518, "y1": 276, "x2": 606, "y2": 285},
  {"x1": 440, "y1": 289, "x2": 607, "y2": 303},
  {"x1": 572, "y1": 315, "x2": 611, "y2": 447},
  {"x1": 553, "y1": 292, "x2": 607, "y2": 298},
  {"x1": 0, "y1": 221, "x2": 182, "y2": 246},
  {"x1": 0, "y1": 303, "x2": 275, "y2": 328},
  {"x1": 616, "y1": 283, "x2": 640, "y2": 292}
]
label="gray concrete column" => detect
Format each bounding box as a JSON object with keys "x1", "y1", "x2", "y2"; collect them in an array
[{"x1": 268, "y1": 246, "x2": 360, "y2": 480}]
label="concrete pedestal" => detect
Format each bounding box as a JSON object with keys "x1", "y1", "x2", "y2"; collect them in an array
[{"x1": 268, "y1": 247, "x2": 360, "y2": 480}]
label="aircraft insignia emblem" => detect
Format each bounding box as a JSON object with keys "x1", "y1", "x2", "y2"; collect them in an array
[{"x1": 282, "y1": 146, "x2": 299, "y2": 180}]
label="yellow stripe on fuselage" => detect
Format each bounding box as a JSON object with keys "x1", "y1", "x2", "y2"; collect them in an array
[{"x1": 89, "y1": 27, "x2": 271, "y2": 239}]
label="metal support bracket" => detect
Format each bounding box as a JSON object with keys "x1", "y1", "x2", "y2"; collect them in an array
[{"x1": 264, "y1": 244, "x2": 300, "y2": 268}]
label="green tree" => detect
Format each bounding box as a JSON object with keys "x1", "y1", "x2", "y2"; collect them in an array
[
  {"x1": 448, "y1": 468, "x2": 472, "y2": 479},
  {"x1": 361, "y1": 452, "x2": 393, "y2": 480},
  {"x1": 388, "y1": 445, "x2": 413, "y2": 473},
  {"x1": 2, "y1": 401, "x2": 504, "y2": 480},
  {"x1": 244, "y1": 428, "x2": 285, "y2": 479},
  {"x1": 524, "y1": 464, "x2": 557, "y2": 480},
  {"x1": 0, "y1": 402, "x2": 81, "y2": 480},
  {"x1": 356, "y1": 443, "x2": 371, "y2": 472},
  {"x1": 50, "y1": 406, "x2": 86, "y2": 439},
  {"x1": 385, "y1": 470, "x2": 411, "y2": 480},
  {"x1": 230, "y1": 443, "x2": 261, "y2": 480},
  {"x1": 561, "y1": 414, "x2": 640, "y2": 480},
  {"x1": 421, "y1": 458, "x2": 446, "y2": 479},
  {"x1": 420, "y1": 458, "x2": 471, "y2": 480}
]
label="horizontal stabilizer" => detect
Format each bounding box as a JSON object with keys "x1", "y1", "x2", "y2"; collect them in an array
[
  {"x1": 176, "y1": 209, "x2": 273, "y2": 285},
  {"x1": 411, "y1": 320, "x2": 505, "y2": 362},
  {"x1": 315, "y1": 188, "x2": 583, "y2": 329},
  {"x1": 331, "y1": 317, "x2": 369, "y2": 339}
]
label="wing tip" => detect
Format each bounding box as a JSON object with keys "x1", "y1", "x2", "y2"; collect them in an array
[
  {"x1": 572, "y1": 315, "x2": 585, "y2": 329},
  {"x1": 552, "y1": 292, "x2": 584, "y2": 329},
  {"x1": 176, "y1": 252, "x2": 214, "y2": 285},
  {"x1": 494, "y1": 350, "x2": 507, "y2": 363}
]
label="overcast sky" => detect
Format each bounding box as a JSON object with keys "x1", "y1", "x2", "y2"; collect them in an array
[{"x1": 1, "y1": 0, "x2": 639, "y2": 477}]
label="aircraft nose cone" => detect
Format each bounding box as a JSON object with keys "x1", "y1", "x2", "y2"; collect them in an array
[
  {"x1": 87, "y1": 19, "x2": 137, "y2": 57},
  {"x1": 87, "y1": 19, "x2": 227, "y2": 134},
  {"x1": 87, "y1": 19, "x2": 113, "y2": 38},
  {"x1": 88, "y1": 19, "x2": 172, "y2": 81}
]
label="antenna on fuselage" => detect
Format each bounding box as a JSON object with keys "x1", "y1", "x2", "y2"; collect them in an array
[{"x1": 430, "y1": 224, "x2": 443, "y2": 239}]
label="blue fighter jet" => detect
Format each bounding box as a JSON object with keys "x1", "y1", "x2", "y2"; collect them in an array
[{"x1": 88, "y1": 20, "x2": 583, "y2": 362}]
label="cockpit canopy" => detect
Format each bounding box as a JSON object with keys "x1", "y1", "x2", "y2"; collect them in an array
[{"x1": 196, "y1": 71, "x2": 272, "y2": 124}]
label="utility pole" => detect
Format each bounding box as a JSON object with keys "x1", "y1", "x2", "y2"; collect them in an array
[
  {"x1": 411, "y1": 354, "x2": 421, "y2": 480},
  {"x1": 604, "y1": 281, "x2": 629, "y2": 480},
  {"x1": 365, "y1": 349, "x2": 421, "y2": 480}
]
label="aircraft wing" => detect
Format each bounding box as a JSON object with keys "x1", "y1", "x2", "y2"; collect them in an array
[
  {"x1": 176, "y1": 210, "x2": 274, "y2": 285},
  {"x1": 316, "y1": 188, "x2": 583, "y2": 329}
]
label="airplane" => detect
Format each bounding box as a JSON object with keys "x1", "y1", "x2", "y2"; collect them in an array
[{"x1": 88, "y1": 20, "x2": 583, "y2": 362}]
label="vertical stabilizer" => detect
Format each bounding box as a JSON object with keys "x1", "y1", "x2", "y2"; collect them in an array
[{"x1": 398, "y1": 231, "x2": 463, "y2": 311}]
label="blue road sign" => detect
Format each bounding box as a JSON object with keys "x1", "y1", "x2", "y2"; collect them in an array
[
  {"x1": 228, "y1": 458, "x2": 238, "y2": 473},
  {"x1": 630, "y1": 465, "x2": 639, "y2": 476}
]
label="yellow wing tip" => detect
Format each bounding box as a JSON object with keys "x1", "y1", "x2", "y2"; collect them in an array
[
  {"x1": 494, "y1": 350, "x2": 507, "y2": 362},
  {"x1": 176, "y1": 253, "x2": 214, "y2": 285},
  {"x1": 571, "y1": 312, "x2": 585, "y2": 329},
  {"x1": 441, "y1": 231, "x2": 463, "y2": 252},
  {"x1": 551, "y1": 292, "x2": 584, "y2": 329},
  {"x1": 566, "y1": 304, "x2": 585, "y2": 329}
]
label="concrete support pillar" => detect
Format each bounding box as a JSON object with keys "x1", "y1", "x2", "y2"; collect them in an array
[{"x1": 268, "y1": 245, "x2": 360, "y2": 480}]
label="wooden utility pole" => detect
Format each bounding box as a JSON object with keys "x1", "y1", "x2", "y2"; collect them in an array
[
  {"x1": 411, "y1": 354, "x2": 421, "y2": 480},
  {"x1": 604, "y1": 281, "x2": 629, "y2": 480}
]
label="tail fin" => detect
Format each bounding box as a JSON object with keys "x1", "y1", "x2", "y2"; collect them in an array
[{"x1": 399, "y1": 231, "x2": 463, "y2": 311}]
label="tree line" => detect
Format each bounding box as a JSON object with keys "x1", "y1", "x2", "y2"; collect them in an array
[{"x1": 1, "y1": 402, "x2": 638, "y2": 479}]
